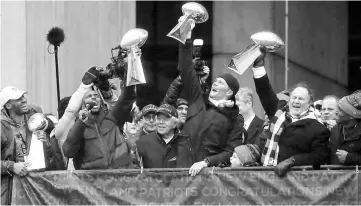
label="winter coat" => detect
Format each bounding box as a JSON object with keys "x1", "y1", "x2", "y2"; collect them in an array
[
  {"x1": 1, "y1": 106, "x2": 64, "y2": 205},
  {"x1": 178, "y1": 39, "x2": 244, "y2": 166},
  {"x1": 136, "y1": 131, "x2": 192, "y2": 168},
  {"x1": 329, "y1": 122, "x2": 361, "y2": 165},
  {"x1": 254, "y1": 74, "x2": 330, "y2": 166},
  {"x1": 62, "y1": 86, "x2": 135, "y2": 170}
]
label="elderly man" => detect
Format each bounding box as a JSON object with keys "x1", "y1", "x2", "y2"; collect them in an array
[
  {"x1": 136, "y1": 104, "x2": 191, "y2": 168},
  {"x1": 320, "y1": 95, "x2": 340, "y2": 130},
  {"x1": 0, "y1": 86, "x2": 62, "y2": 204},
  {"x1": 62, "y1": 68, "x2": 135, "y2": 170},
  {"x1": 252, "y1": 48, "x2": 330, "y2": 177},
  {"x1": 329, "y1": 91, "x2": 361, "y2": 165},
  {"x1": 177, "y1": 18, "x2": 244, "y2": 176},
  {"x1": 235, "y1": 87, "x2": 264, "y2": 145}
]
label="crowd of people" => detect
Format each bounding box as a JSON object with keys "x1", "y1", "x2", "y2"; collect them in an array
[{"x1": 1, "y1": 18, "x2": 361, "y2": 205}]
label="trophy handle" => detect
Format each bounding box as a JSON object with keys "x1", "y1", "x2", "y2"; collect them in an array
[
  {"x1": 166, "y1": 14, "x2": 193, "y2": 44},
  {"x1": 228, "y1": 44, "x2": 262, "y2": 76}
]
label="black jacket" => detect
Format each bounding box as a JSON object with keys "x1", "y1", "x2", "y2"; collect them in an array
[
  {"x1": 245, "y1": 115, "x2": 264, "y2": 145},
  {"x1": 329, "y1": 122, "x2": 361, "y2": 165},
  {"x1": 254, "y1": 74, "x2": 330, "y2": 166},
  {"x1": 63, "y1": 86, "x2": 135, "y2": 170},
  {"x1": 178, "y1": 39, "x2": 244, "y2": 166},
  {"x1": 136, "y1": 131, "x2": 192, "y2": 168}
]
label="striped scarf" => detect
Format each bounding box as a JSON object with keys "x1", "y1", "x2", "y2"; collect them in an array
[{"x1": 261, "y1": 106, "x2": 318, "y2": 166}]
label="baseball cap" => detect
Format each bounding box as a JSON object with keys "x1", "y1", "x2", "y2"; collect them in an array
[
  {"x1": 141, "y1": 104, "x2": 158, "y2": 117},
  {"x1": 176, "y1": 98, "x2": 188, "y2": 108},
  {"x1": 156, "y1": 104, "x2": 178, "y2": 118},
  {"x1": 0, "y1": 86, "x2": 27, "y2": 108}
]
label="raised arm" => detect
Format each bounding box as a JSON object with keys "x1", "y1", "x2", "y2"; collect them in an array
[
  {"x1": 111, "y1": 85, "x2": 136, "y2": 129},
  {"x1": 55, "y1": 83, "x2": 93, "y2": 145},
  {"x1": 254, "y1": 74, "x2": 280, "y2": 118},
  {"x1": 162, "y1": 75, "x2": 183, "y2": 106},
  {"x1": 252, "y1": 50, "x2": 280, "y2": 118},
  {"x1": 179, "y1": 39, "x2": 203, "y2": 105}
]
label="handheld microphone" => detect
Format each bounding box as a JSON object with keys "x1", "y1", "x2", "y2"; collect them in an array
[
  {"x1": 81, "y1": 101, "x2": 97, "y2": 120},
  {"x1": 85, "y1": 101, "x2": 97, "y2": 110}
]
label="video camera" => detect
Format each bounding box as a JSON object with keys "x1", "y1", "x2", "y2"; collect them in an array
[
  {"x1": 193, "y1": 39, "x2": 207, "y2": 77},
  {"x1": 98, "y1": 47, "x2": 128, "y2": 81}
]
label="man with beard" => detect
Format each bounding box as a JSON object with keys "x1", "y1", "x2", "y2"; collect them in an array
[
  {"x1": 320, "y1": 95, "x2": 340, "y2": 130},
  {"x1": 138, "y1": 104, "x2": 158, "y2": 137},
  {"x1": 252, "y1": 48, "x2": 330, "y2": 177},
  {"x1": 62, "y1": 68, "x2": 135, "y2": 170},
  {"x1": 177, "y1": 17, "x2": 244, "y2": 176},
  {"x1": 136, "y1": 104, "x2": 192, "y2": 168},
  {"x1": 329, "y1": 91, "x2": 361, "y2": 165},
  {"x1": 0, "y1": 86, "x2": 61, "y2": 204}
]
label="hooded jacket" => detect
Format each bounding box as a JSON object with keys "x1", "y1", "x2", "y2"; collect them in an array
[
  {"x1": 62, "y1": 86, "x2": 135, "y2": 170},
  {"x1": 1, "y1": 106, "x2": 64, "y2": 205}
]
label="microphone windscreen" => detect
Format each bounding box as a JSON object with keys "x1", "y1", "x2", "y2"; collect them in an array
[{"x1": 47, "y1": 27, "x2": 65, "y2": 46}]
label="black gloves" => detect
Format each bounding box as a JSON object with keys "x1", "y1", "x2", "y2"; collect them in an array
[
  {"x1": 82, "y1": 67, "x2": 100, "y2": 85},
  {"x1": 274, "y1": 156, "x2": 296, "y2": 177},
  {"x1": 253, "y1": 46, "x2": 267, "y2": 68}
]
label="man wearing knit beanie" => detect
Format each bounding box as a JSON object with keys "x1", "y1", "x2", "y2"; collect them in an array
[
  {"x1": 329, "y1": 90, "x2": 361, "y2": 165},
  {"x1": 212, "y1": 73, "x2": 240, "y2": 102},
  {"x1": 177, "y1": 17, "x2": 244, "y2": 176}
]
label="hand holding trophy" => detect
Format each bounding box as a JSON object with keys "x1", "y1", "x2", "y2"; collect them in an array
[
  {"x1": 167, "y1": 2, "x2": 208, "y2": 44},
  {"x1": 228, "y1": 31, "x2": 285, "y2": 75},
  {"x1": 120, "y1": 28, "x2": 148, "y2": 86}
]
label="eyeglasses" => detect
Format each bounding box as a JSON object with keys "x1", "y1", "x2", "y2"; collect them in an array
[{"x1": 143, "y1": 114, "x2": 156, "y2": 121}]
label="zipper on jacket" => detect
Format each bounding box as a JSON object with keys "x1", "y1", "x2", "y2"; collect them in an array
[{"x1": 94, "y1": 124, "x2": 111, "y2": 167}]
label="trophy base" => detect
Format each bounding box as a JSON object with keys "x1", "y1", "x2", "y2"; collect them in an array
[{"x1": 25, "y1": 134, "x2": 46, "y2": 171}]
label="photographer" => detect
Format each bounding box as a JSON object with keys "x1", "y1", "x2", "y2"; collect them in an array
[
  {"x1": 177, "y1": 17, "x2": 244, "y2": 176},
  {"x1": 62, "y1": 64, "x2": 137, "y2": 170}
]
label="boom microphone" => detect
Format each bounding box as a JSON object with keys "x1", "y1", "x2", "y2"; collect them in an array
[
  {"x1": 47, "y1": 27, "x2": 65, "y2": 47},
  {"x1": 46, "y1": 26, "x2": 65, "y2": 105}
]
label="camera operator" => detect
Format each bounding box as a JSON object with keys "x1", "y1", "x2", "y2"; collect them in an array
[{"x1": 62, "y1": 55, "x2": 139, "y2": 169}]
